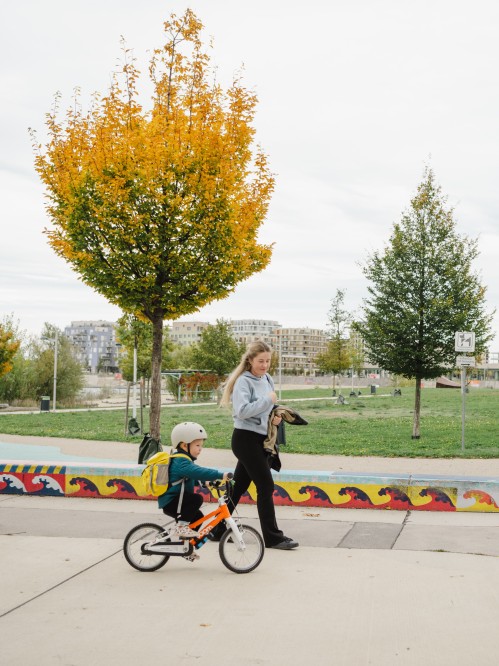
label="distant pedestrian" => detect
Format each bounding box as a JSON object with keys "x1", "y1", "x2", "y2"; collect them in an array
[{"x1": 220, "y1": 341, "x2": 298, "y2": 550}]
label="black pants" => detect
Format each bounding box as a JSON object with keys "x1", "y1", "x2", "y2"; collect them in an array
[
  {"x1": 230, "y1": 428, "x2": 284, "y2": 547},
  {"x1": 162, "y1": 490, "x2": 203, "y2": 525}
]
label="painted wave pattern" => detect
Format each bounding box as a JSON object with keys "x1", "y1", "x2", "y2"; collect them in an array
[{"x1": 1, "y1": 463, "x2": 498, "y2": 511}]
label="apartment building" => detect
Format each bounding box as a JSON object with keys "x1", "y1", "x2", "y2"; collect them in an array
[
  {"x1": 170, "y1": 321, "x2": 209, "y2": 346},
  {"x1": 64, "y1": 320, "x2": 119, "y2": 373},
  {"x1": 277, "y1": 327, "x2": 328, "y2": 374},
  {"x1": 229, "y1": 319, "x2": 280, "y2": 346}
]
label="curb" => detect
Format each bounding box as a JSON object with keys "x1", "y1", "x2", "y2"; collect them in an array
[{"x1": 1, "y1": 460, "x2": 499, "y2": 512}]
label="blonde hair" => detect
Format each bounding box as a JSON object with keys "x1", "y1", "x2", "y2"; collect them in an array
[{"x1": 220, "y1": 341, "x2": 273, "y2": 406}]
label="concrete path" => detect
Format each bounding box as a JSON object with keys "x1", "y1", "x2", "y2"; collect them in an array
[
  {"x1": 2, "y1": 434, "x2": 499, "y2": 664},
  {"x1": 1, "y1": 495, "x2": 499, "y2": 666}
]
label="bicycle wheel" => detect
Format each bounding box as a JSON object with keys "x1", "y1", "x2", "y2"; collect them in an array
[
  {"x1": 123, "y1": 523, "x2": 170, "y2": 572},
  {"x1": 219, "y1": 524, "x2": 264, "y2": 574}
]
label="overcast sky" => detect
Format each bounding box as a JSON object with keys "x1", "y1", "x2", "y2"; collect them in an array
[{"x1": 2, "y1": 0, "x2": 498, "y2": 346}]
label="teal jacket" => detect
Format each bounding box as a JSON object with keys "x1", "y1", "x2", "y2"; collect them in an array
[{"x1": 157, "y1": 452, "x2": 223, "y2": 509}]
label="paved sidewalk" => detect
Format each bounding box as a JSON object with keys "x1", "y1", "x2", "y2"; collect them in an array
[
  {"x1": 2, "y1": 493, "x2": 499, "y2": 555},
  {"x1": 1, "y1": 494, "x2": 499, "y2": 666},
  {"x1": 2, "y1": 428, "x2": 499, "y2": 665}
]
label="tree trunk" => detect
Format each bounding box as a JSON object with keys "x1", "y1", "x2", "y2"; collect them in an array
[
  {"x1": 412, "y1": 376, "x2": 421, "y2": 439},
  {"x1": 149, "y1": 311, "x2": 164, "y2": 441}
]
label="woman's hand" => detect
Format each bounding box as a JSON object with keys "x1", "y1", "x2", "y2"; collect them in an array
[{"x1": 271, "y1": 414, "x2": 282, "y2": 426}]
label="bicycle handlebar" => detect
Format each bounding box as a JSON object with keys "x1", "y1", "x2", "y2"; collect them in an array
[{"x1": 206, "y1": 473, "x2": 233, "y2": 490}]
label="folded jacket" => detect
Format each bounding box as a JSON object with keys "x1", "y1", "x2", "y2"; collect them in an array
[{"x1": 263, "y1": 405, "x2": 308, "y2": 456}]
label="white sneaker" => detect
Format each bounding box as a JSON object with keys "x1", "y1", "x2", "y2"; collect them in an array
[
  {"x1": 183, "y1": 552, "x2": 200, "y2": 562},
  {"x1": 173, "y1": 524, "x2": 198, "y2": 539}
]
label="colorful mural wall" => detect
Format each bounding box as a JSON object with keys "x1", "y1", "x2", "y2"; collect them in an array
[{"x1": 1, "y1": 461, "x2": 498, "y2": 512}]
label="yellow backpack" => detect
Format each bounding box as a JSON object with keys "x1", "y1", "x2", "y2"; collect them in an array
[{"x1": 141, "y1": 451, "x2": 191, "y2": 497}]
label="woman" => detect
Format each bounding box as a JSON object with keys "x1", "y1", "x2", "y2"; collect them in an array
[{"x1": 220, "y1": 341, "x2": 299, "y2": 550}]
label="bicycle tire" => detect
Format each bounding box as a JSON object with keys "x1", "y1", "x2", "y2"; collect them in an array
[
  {"x1": 123, "y1": 523, "x2": 170, "y2": 572},
  {"x1": 219, "y1": 524, "x2": 264, "y2": 574}
]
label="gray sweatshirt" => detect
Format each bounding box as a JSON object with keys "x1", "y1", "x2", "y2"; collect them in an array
[{"x1": 232, "y1": 371, "x2": 275, "y2": 435}]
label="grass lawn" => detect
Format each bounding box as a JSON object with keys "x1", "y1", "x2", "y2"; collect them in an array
[{"x1": 0, "y1": 387, "x2": 498, "y2": 459}]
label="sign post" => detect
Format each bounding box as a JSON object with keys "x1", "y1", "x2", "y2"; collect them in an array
[{"x1": 455, "y1": 332, "x2": 475, "y2": 451}]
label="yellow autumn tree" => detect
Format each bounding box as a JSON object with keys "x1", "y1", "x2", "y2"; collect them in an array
[
  {"x1": 31, "y1": 10, "x2": 274, "y2": 439},
  {"x1": 0, "y1": 324, "x2": 20, "y2": 379}
]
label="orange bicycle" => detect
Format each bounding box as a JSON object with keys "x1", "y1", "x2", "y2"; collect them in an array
[{"x1": 123, "y1": 477, "x2": 264, "y2": 574}]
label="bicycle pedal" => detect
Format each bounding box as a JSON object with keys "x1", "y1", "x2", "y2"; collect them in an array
[{"x1": 183, "y1": 553, "x2": 200, "y2": 562}]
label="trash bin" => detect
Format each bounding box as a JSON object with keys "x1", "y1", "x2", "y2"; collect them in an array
[
  {"x1": 40, "y1": 396, "x2": 50, "y2": 412},
  {"x1": 370, "y1": 385, "x2": 376, "y2": 395}
]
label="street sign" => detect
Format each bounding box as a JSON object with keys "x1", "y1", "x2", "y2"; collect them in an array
[
  {"x1": 455, "y1": 331, "x2": 475, "y2": 352},
  {"x1": 456, "y1": 355, "x2": 475, "y2": 367}
]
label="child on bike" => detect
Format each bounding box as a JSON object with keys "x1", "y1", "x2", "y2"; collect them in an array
[{"x1": 159, "y1": 422, "x2": 230, "y2": 538}]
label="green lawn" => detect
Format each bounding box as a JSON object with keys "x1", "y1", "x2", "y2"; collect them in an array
[{"x1": 1, "y1": 387, "x2": 498, "y2": 459}]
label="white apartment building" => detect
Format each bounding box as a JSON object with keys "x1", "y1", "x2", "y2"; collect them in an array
[{"x1": 229, "y1": 319, "x2": 280, "y2": 346}]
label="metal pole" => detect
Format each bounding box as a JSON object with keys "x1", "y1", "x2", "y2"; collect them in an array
[
  {"x1": 52, "y1": 330, "x2": 58, "y2": 412},
  {"x1": 278, "y1": 329, "x2": 282, "y2": 401},
  {"x1": 139, "y1": 379, "x2": 144, "y2": 435},
  {"x1": 133, "y1": 344, "x2": 137, "y2": 419},
  {"x1": 125, "y1": 384, "x2": 130, "y2": 435},
  {"x1": 461, "y1": 366, "x2": 466, "y2": 451}
]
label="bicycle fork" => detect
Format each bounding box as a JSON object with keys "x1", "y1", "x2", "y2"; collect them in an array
[
  {"x1": 215, "y1": 499, "x2": 247, "y2": 549},
  {"x1": 225, "y1": 516, "x2": 246, "y2": 550}
]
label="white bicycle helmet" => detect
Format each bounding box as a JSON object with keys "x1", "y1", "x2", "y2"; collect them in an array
[{"x1": 171, "y1": 422, "x2": 208, "y2": 447}]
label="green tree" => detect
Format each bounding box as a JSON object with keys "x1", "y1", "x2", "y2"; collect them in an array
[
  {"x1": 31, "y1": 10, "x2": 274, "y2": 439},
  {"x1": 163, "y1": 344, "x2": 196, "y2": 370},
  {"x1": 35, "y1": 324, "x2": 84, "y2": 404},
  {"x1": 0, "y1": 317, "x2": 34, "y2": 403},
  {"x1": 355, "y1": 167, "x2": 494, "y2": 439},
  {"x1": 0, "y1": 352, "x2": 35, "y2": 403},
  {"x1": 0, "y1": 320, "x2": 83, "y2": 406},
  {"x1": 191, "y1": 319, "x2": 244, "y2": 376},
  {"x1": 316, "y1": 289, "x2": 352, "y2": 389},
  {"x1": 347, "y1": 329, "x2": 365, "y2": 380},
  {"x1": 115, "y1": 314, "x2": 172, "y2": 381},
  {"x1": 115, "y1": 316, "x2": 151, "y2": 381}
]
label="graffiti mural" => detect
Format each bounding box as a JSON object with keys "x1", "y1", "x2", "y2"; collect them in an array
[
  {"x1": 1, "y1": 460, "x2": 498, "y2": 512},
  {"x1": 0, "y1": 464, "x2": 65, "y2": 497}
]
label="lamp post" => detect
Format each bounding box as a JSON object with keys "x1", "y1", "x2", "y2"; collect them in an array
[
  {"x1": 278, "y1": 327, "x2": 282, "y2": 400},
  {"x1": 42, "y1": 330, "x2": 58, "y2": 412},
  {"x1": 52, "y1": 330, "x2": 58, "y2": 412},
  {"x1": 133, "y1": 339, "x2": 137, "y2": 419}
]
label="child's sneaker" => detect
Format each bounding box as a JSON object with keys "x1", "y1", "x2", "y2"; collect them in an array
[
  {"x1": 173, "y1": 524, "x2": 198, "y2": 539},
  {"x1": 183, "y1": 552, "x2": 200, "y2": 562}
]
